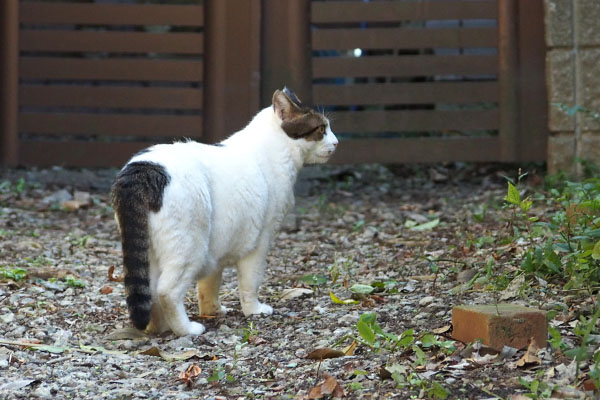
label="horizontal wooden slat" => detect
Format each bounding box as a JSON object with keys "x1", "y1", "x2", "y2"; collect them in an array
[
  {"x1": 314, "y1": 82, "x2": 498, "y2": 105},
  {"x1": 19, "y1": 140, "x2": 154, "y2": 167},
  {"x1": 19, "y1": 137, "x2": 505, "y2": 167},
  {"x1": 312, "y1": 1, "x2": 498, "y2": 23},
  {"x1": 313, "y1": 55, "x2": 498, "y2": 78},
  {"x1": 20, "y1": 30, "x2": 203, "y2": 55},
  {"x1": 19, "y1": 86, "x2": 202, "y2": 110},
  {"x1": 330, "y1": 137, "x2": 501, "y2": 164},
  {"x1": 20, "y1": 3, "x2": 203, "y2": 26},
  {"x1": 331, "y1": 109, "x2": 499, "y2": 132},
  {"x1": 19, "y1": 113, "x2": 202, "y2": 137},
  {"x1": 20, "y1": 58, "x2": 202, "y2": 81},
  {"x1": 313, "y1": 27, "x2": 497, "y2": 50}
]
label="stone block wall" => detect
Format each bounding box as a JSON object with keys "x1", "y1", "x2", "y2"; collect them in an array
[{"x1": 545, "y1": 0, "x2": 600, "y2": 174}]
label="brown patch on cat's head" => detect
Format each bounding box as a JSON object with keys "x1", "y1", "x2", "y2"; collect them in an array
[{"x1": 273, "y1": 88, "x2": 328, "y2": 141}]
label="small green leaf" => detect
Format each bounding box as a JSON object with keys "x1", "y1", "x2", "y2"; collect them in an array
[
  {"x1": 410, "y1": 218, "x2": 440, "y2": 231},
  {"x1": 520, "y1": 198, "x2": 533, "y2": 212},
  {"x1": 430, "y1": 382, "x2": 450, "y2": 399},
  {"x1": 329, "y1": 291, "x2": 358, "y2": 305},
  {"x1": 357, "y1": 320, "x2": 375, "y2": 345},
  {"x1": 349, "y1": 283, "x2": 375, "y2": 295},
  {"x1": 592, "y1": 240, "x2": 600, "y2": 260},
  {"x1": 421, "y1": 334, "x2": 437, "y2": 348},
  {"x1": 359, "y1": 312, "x2": 377, "y2": 325},
  {"x1": 298, "y1": 274, "x2": 327, "y2": 286},
  {"x1": 505, "y1": 182, "x2": 521, "y2": 205}
]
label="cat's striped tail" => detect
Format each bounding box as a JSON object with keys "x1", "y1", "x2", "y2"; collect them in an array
[{"x1": 111, "y1": 161, "x2": 170, "y2": 331}]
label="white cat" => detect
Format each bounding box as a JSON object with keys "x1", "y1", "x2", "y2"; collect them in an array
[{"x1": 111, "y1": 88, "x2": 338, "y2": 336}]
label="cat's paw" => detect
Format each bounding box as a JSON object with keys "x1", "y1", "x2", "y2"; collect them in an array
[
  {"x1": 199, "y1": 303, "x2": 229, "y2": 317},
  {"x1": 242, "y1": 302, "x2": 273, "y2": 317},
  {"x1": 183, "y1": 321, "x2": 206, "y2": 336}
]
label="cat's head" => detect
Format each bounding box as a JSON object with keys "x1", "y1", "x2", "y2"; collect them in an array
[{"x1": 272, "y1": 87, "x2": 338, "y2": 164}]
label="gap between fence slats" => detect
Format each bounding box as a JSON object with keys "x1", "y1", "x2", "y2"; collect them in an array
[
  {"x1": 313, "y1": 82, "x2": 498, "y2": 105},
  {"x1": 19, "y1": 86, "x2": 203, "y2": 110},
  {"x1": 20, "y1": 31, "x2": 203, "y2": 55},
  {"x1": 330, "y1": 137, "x2": 500, "y2": 164},
  {"x1": 312, "y1": 1, "x2": 498, "y2": 24},
  {"x1": 331, "y1": 109, "x2": 499, "y2": 132},
  {"x1": 313, "y1": 55, "x2": 498, "y2": 78},
  {"x1": 19, "y1": 58, "x2": 203, "y2": 81},
  {"x1": 19, "y1": 3, "x2": 203, "y2": 26},
  {"x1": 19, "y1": 113, "x2": 202, "y2": 137},
  {"x1": 312, "y1": 27, "x2": 497, "y2": 50}
]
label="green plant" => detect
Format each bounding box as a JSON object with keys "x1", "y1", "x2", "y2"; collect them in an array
[
  {"x1": 356, "y1": 312, "x2": 414, "y2": 351},
  {"x1": 518, "y1": 377, "x2": 554, "y2": 399},
  {"x1": 207, "y1": 365, "x2": 235, "y2": 384},
  {"x1": 0, "y1": 267, "x2": 28, "y2": 281},
  {"x1": 298, "y1": 273, "x2": 327, "y2": 287},
  {"x1": 564, "y1": 299, "x2": 600, "y2": 380},
  {"x1": 241, "y1": 321, "x2": 259, "y2": 343},
  {"x1": 64, "y1": 277, "x2": 86, "y2": 288}
]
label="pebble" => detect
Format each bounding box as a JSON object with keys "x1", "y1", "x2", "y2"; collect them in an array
[
  {"x1": 419, "y1": 296, "x2": 435, "y2": 307},
  {"x1": 0, "y1": 312, "x2": 15, "y2": 324},
  {"x1": 33, "y1": 385, "x2": 54, "y2": 399},
  {"x1": 168, "y1": 336, "x2": 194, "y2": 350}
]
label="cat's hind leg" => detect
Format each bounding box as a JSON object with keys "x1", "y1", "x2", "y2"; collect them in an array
[
  {"x1": 145, "y1": 261, "x2": 169, "y2": 334},
  {"x1": 156, "y1": 261, "x2": 205, "y2": 336},
  {"x1": 197, "y1": 266, "x2": 228, "y2": 316},
  {"x1": 237, "y1": 244, "x2": 273, "y2": 316},
  {"x1": 146, "y1": 302, "x2": 169, "y2": 335}
]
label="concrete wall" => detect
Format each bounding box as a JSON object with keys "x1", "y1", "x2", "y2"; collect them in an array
[{"x1": 545, "y1": 0, "x2": 600, "y2": 174}]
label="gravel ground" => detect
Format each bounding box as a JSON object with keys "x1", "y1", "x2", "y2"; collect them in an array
[{"x1": 0, "y1": 164, "x2": 592, "y2": 399}]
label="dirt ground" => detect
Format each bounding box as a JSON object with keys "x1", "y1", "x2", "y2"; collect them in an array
[{"x1": 0, "y1": 164, "x2": 593, "y2": 399}]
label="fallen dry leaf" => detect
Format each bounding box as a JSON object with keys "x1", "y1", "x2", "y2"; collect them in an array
[
  {"x1": 342, "y1": 340, "x2": 358, "y2": 356},
  {"x1": 139, "y1": 346, "x2": 200, "y2": 362},
  {"x1": 99, "y1": 285, "x2": 113, "y2": 294},
  {"x1": 307, "y1": 347, "x2": 345, "y2": 360},
  {"x1": 29, "y1": 267, "x2": 69, "y2": 280},
  {"x1": 104, "y1": 327, "x2": 147, "y2": 340},
  {"x1": 279, "y1": 287, "x2": 313, "y2": 301},
  {"x1": 108, "y1": 265, "x2": 123, "y2": 282},
  {"x1": 308, "y1": 374, "x2": 344, "y2": 399},
  {"x1": 177, "y1": 364, "x2": 201, "y2": 388},
  {"x1": 516, "y1": 337, "x2": 542, "y2": 368},
  {"x1": 433, "y1": 325, "x2": 452, "y2": 334}
]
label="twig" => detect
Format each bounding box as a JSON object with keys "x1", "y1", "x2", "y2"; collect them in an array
[
  {"x1": 558, "y1": 287, "x2": 600, "y2": 293},
  {"x1": 315, "y1": 359, "x2": 322, "y2": 380},
  {"x1": 47, "y1": 355, "x2": 73, "y2": 365}
]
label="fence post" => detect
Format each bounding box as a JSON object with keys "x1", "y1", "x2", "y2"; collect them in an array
[
  {"x1": 203, "y1": 0, "x2": 261, "y2": 143},
  {"x1": 0, "y1": 0, "x2": 19, "y2": 166},
  {"x1": 261, "y1": 0, "x2": 312, "y2": 107},
  {"x1": 498, "y1": 0, "x2": 520, "y2": 162}
]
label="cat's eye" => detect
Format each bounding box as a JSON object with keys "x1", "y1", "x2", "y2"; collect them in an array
[{"x1": 319, "y1": 126, "x2": 326, "y2": 134}]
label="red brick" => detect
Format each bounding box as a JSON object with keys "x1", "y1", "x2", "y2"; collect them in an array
[{"x1": 451, "y1": 304, "x2": 547, "y2": 350}]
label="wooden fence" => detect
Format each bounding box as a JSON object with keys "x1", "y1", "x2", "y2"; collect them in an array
[{"x1": 0, "y1": 0, "x2": 547, "y2": 167}]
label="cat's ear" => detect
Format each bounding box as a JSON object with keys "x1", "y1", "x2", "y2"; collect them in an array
[
  {"x1": 273, "y1": 88, "x2": 325, "y2": 140},
  {"x1": 272, "y1": 89, "x2": 303, "y2": 122}
]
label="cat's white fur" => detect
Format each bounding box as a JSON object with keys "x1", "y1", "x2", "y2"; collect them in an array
[{"x1": 127, "y1": 102, "x2": 338, "y2": 336}]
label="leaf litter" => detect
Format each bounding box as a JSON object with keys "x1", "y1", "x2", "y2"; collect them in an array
[{"x1": 0, "y1": 164, "x2": 597, "y2": 399}]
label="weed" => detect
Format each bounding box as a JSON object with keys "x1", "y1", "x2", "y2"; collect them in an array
[
  {"x1": 0, "y1": 267, "x2": 28, "y2": 281},
  {"x1": 64, "y1": 277, "x2": 86, "y2": 288},
  {"x1": 241, "y1": 321, "x2": 259, "y2": 343},
  {"x1": 518, "y1": 377, "x2": 554, "y2": 399},
  {"x1": 207, "y1": 365, "x2": 235, "y2": 384}
]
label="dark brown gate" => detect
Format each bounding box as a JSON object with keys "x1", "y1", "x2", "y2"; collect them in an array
[
  {"x1": 305, "y1": 0, "x2": 547, "y2": 164},
  {"x1": 0, "y1": 0, "x2": 547, "y2": 167}
]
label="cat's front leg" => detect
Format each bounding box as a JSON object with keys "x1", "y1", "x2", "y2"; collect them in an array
[
  {"x1": 197, "y1": 267, "x2": 228, "y2": 316},
  {"x1": 237, "y1": 246, "x2": 273, "y2": 316}
]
